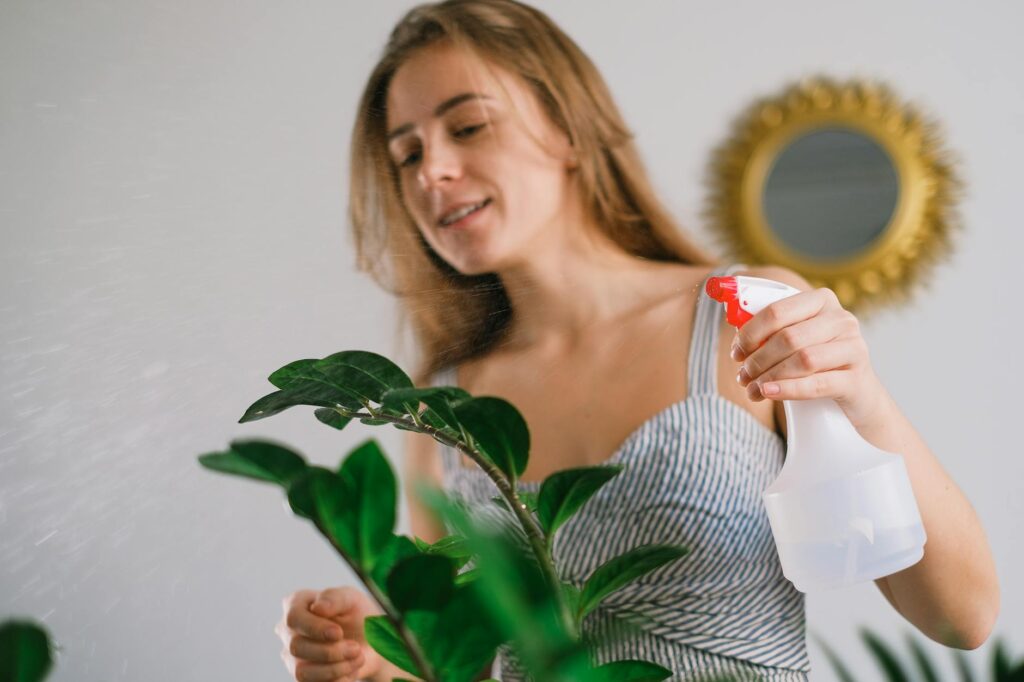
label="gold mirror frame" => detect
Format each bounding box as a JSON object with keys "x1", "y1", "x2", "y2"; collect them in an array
[{"x1": 704, "y1": 77, "x2": 962, "y2": 313}]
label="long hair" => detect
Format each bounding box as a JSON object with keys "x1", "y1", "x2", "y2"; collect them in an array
[{"x1": 348, "y1": 0, "x2": 717, "y2": 385}]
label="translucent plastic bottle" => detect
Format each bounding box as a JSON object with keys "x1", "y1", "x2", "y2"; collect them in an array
[{"x1": 706, "y1": 275, "x2": 926, "y2": 592}]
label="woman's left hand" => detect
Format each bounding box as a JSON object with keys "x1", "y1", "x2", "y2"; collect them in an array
[{"x1": 731, "y1": 285, "x2": 887, "y2": 428}]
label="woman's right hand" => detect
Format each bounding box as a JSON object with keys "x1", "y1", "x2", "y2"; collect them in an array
[{"x1": 275, "y1": 586, "x2": 386, "y2": 682}]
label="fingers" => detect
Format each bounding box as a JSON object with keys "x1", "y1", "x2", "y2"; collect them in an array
[
  {"x1": 735, "y1": 312, "x2": 850, "y2": 381},
  {"x1": 748, "y1": 369, "x2": 854, "y2": 402},
  {"x1": 292, "y1": 652, "x2": 363, "y2": 682},
  {"x1": 733, "y1": 288, "x2": 844, "y2": 359},
  {"x1": 278, "y1": 590, "x2": 344, "y2": 645},
  {"x1": 744, "y1": 339, "x2": 867, "y2": 402},
  {"x1": 289, "y1": 638, "x2": 364, "y2": 682},
  {"x1": 290, "y1": 636, "x2": 362, "y2": 664},
  {"x1": 278, "y1": 588, "x2": 368, "y2": 682},
  {"x1": 308, "y1": 586, "x2": 360, "y2": 620}
]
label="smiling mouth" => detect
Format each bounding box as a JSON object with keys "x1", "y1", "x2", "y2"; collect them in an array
[{"x1": 439, "y1": 198, "x2": 492, "y2": 227}]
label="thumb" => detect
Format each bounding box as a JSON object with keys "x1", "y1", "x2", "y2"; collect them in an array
[{"x1": 309, "y1": 587, "x2": 354, "y2": 617}]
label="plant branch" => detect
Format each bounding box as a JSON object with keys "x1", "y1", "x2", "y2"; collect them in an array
[
  {"x1": 337, "y1": 405, "x2": 575, "y2": 637},
  {"x1": 314, "y1": 518, "x2": 437, "y2": 682}
]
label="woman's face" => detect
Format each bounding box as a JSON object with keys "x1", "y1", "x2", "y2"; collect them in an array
[{"x1": 385, "y1": 41, "x2": 578, "y2": 275}]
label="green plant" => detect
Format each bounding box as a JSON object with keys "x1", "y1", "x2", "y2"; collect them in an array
[
  {"x1": 198, "y1": 349, "x2": 694, "y2": 682},
  {"x1": 815, "y1": 629, "x2": 1024, "y2": 682},
  {"x1": 0, "y1": 619, "x2": 54, "y2": 682}
]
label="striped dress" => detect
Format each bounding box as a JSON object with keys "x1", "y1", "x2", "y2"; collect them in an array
[{"x1": 429, "y1": 264, "x2": 811, "y2": 681}]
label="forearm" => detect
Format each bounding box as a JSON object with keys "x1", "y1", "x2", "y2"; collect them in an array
[{"x1": 853, "y1": 381, "x2": 999, "y2": 649}]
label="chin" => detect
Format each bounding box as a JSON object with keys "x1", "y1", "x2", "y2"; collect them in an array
[{"x1": 434, "y1": 239, "x2": 515, "y2": 277}]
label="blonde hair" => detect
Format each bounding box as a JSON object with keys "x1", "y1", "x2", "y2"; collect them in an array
[{"x1": 348, "y1": 0, "x2": 717, "y2": 385}]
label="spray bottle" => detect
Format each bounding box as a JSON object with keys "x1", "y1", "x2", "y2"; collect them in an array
[{"x1": 706, "y1": 274, "x2": 926, "y2": 592}]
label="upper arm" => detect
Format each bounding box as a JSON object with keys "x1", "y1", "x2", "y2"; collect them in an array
[{"x1": 402, "y1": 428, "x2": 448, "y2": 544}]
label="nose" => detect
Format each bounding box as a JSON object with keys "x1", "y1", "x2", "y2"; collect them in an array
[{"x1": 416, "y1": 139, "x2": 463, "y2": 191}]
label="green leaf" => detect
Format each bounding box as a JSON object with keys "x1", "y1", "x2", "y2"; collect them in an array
[
  {"x1": 586, "y1": 660, "x2": 672, "y2": 682},
  {"x1": 418, "y1": 485, "x2": 572, "y2": 670},
  {"x1": 425, "y1": 586, "x2": 502, "y2": 682},
  {"x1": 420, "y1": 408, "x2": 454, "y2": 431},
  {"x1": 537, "y1": 465, "x2": 622, "y2": 536},
  {"x1": 198, "y1": 439, "x2": 307, "y2": 486},
  {"x1": 380, "y1": 386, "x2": 471, "y2": 427},
  {"x1": 1006, "y1": 662, "x2": 1024, "y2": 682},
  {"x1": 0, "y1": 620, "x2": 53, "y2": 682},
  {"x1": 454, "y1": 568, "x2": 480, "y2": 586},
  {"x1": 993, "y1": 638, "x2": 1011, "y2": 681},
  {"x1": 906, "y1": 633, "x2": 939, "y2": 682},
  {"x1": 246, "y1": 354, "x2": 396, "y2": 422},
  {"x1": 312, "y1": 470, "x2": 359, "y2": 561},
  {"x1": 268, "y1": 358, "x2": 322, "y2": 389},
  {"x1": 285, "y1": 466, "x2": 334, "y2": 522},
  {"x1": 239, "y1": 386, "x2": 349, "y2": 423},
  {"x1": 812, "y1": 633, "x2": 857, "y2": 682},
  {"x1": 364, "y1": 616, "x2": 422, "y2": 679},
  {"x1": 314, "y1": 408, "x2": 353, "y2": 431},
  {"x1": 421, "y1": 535, "x2": 473, "y2": 563},
  {"x1": 315, "y1": 351, "x2": 413, "y2": 404},
  {"x1": 451, "y1": 396, "x2": 529, "y2": 480},
  {"x1": 370, "y1": 535, "x2": 420, "y2": 595},
  {"x1": 578, "y1": 544, "x2": 689, "y2": 619},
  {"x1": 861, "y1": 628, "x2": 910, "y2": 682},
  {"x1": 337, "y1": 439, "x2": 397, "y2": 569},
  {"x1": 561, "y1": 582, "x2": 582, "y2": 617},
  {"x1": 386, "y1": 555, "x2": 456, "y2": 613}
]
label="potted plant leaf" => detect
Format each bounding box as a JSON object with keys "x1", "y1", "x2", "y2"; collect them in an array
[{"x1": 198, "y1": 349, "x2": 692, "y2": 682}]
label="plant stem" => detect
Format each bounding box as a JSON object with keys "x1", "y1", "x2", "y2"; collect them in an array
[
  {"x1": 316, "y1": 520, "x2": 437, "y2": 682},
  {"x1": 339, "y1": 406, "x2": 575, "y2": 637}
]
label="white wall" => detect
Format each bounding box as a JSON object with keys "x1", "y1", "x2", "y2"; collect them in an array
[{"x1": 1, "y1": 1, "x2": 1020, "y2": 679}]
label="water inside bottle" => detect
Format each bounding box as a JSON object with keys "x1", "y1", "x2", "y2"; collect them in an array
[{"x1": 776, "y1": 522, "x2": 926, "y2": 592}]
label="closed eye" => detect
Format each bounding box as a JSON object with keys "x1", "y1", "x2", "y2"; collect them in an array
[
  {"x1": 454, "y1": 124, "x2": 484, "y2": 138},
  {"x1": 398, "y1": 124, "x2": 486, "y2": 168}
]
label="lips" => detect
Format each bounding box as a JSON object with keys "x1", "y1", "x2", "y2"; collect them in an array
[{"x1": 438, "y1": 198, "x2": 492, "y2": 227}]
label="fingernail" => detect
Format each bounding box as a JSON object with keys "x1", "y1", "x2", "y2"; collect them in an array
[
  {"x1": 730, "y1": 344, "x2": 743, "y2": 361},
  {"x1": 736, "y1": 367, "x2": 750, "y2": 385},
  {"x1": 324, "y1": 627, "x2": 341, "y2": 641},
  {"x1": 313, "y1": 598, "x2": 331, "y2": 612}
]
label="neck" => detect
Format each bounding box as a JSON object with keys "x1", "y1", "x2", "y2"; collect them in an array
[{"x1": 495, "y1": 220, "x2": 681, "y2": 355}]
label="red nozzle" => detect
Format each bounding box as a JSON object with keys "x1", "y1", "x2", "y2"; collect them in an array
[
  {"x1": 706, "y1": 275, "x2": 752, "y2": 328},
  {"x1": 705, "y1": 276, "x2": 738, "y2": 303}
]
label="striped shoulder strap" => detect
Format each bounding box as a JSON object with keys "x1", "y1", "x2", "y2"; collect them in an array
[{"x1": 686, "y1": 263, "x2": 746, "y2": 397}]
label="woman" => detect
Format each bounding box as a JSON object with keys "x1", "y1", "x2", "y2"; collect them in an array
[{"x1": 274, "y1": 1, "x2": 999, "y2": 680}]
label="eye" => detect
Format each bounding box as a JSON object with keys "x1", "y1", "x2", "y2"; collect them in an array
[
  {"x1": 397, "y1": 124, "x2": 486, "y2": 169},
  {"x1": 454, "y1": 123, "x2": 484, "y2": 138},
  {"x1": 398, "y1": 150, "x2": 420, "y2": 168}
]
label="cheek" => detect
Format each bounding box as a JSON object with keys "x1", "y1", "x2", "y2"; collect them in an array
[{"x1": 397, "y1": 178, "x2": 431, "y2": 223}]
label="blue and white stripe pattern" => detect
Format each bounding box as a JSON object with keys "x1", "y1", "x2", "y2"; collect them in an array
[{"x1": 430, "y1": 264, "x2": 811, "y2": 681}]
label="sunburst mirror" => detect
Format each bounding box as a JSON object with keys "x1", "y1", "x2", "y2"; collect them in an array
[{"x1": 704, "y1": 77, "x2": 962, "y2": 314}]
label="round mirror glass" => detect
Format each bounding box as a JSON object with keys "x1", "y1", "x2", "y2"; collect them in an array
[{"x1": 762, "y1": 127, "x2": 900, "y2": 260}]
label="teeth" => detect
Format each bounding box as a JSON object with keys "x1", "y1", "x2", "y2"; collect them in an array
[{"x1": 441, "y1": 200, "x2": 487, "y2": 226}]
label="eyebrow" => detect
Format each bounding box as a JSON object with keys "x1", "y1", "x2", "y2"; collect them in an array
[{"x1": 387, "y1": 92, "x2": 493, "y2": 142}]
